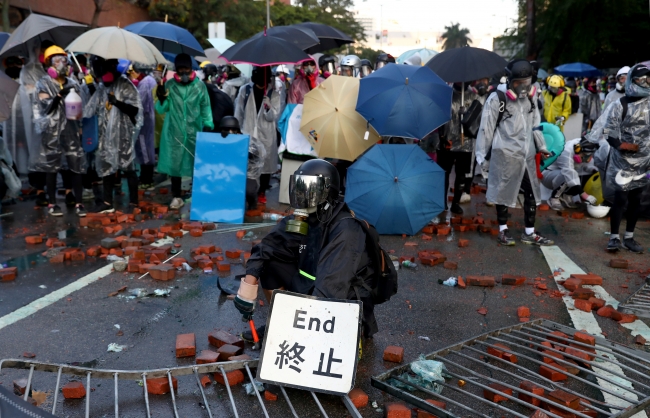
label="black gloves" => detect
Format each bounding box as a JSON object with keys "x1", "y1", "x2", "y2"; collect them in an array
[
  {"x1": 234, "y1": 295, "x2": 255, "y2": 321},
  {"x1": 59, "y1": 85, "x2": 74, "y2": 97},
  {"x1": 156, "y1": 83, "x2": 167, "y2": 103},
  {"x1": 107, "y1": 93, "x2": 117, "y2": 105}
]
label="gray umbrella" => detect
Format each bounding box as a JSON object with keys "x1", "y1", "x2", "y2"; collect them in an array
[
  {"x1": 0, "y1": 71, "x2": 19, "y2": 123},
  {"x1": 0, "y1": 13, "x2": 86, "y2": 58}
]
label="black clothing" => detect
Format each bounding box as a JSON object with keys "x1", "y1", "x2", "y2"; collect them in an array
[
  {"x1": 496, "y1": 171, "x2": 536, "y2": 228},
  {"x1": 103, "y1": 170, "x2": 137, "y2": 205},
  {"x1": 204, "y1": 83, "x2": 235, "y2": 132},
  {"x1": 171, "y1": 176, "x2": 182, "y2": 198},
  {"x1": 140, "y1": 164, "x2": 155, "y2": 184},
  {"x1": 438, "y1": 149, "x2": 472, "y2": 205},
  {"x1": 247, "y1": 201, "x2": 378, "y2": 337},
  {"x1": 611, "y1": 187, "x2": 643, "y2": 235}
]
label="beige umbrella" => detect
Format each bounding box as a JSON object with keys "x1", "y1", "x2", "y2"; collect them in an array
[
  {"x1": 300, "y1": 75, "x2": 380, "y2": 161},
  {"x1": 66, "y1": 26, "x2": 166, "y2": 65}
]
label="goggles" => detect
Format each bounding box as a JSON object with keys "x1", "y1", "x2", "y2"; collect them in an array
[{"x1": 289, "y1": 175, "x2": 331, "y2": 209}]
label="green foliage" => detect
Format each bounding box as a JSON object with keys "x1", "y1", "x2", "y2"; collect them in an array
[
  {"x1": 509, "y1": 0, "x2": 650, "y2": 68},
  {"x1": 440, "y1": 23, "x2": 472, "y2": 50},
  {"x1": 148, "y1": 0, "x2": 364, "y2": 49},
  {"x1": 348, "y1": 46, "x2": 386, "y2": 64}
]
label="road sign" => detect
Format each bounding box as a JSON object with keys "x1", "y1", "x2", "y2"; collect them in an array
[{"x1": 257, "y1": 291, "x2": 362, "y2": 395}]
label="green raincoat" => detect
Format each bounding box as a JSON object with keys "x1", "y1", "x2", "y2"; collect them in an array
[{"x1": 155, "y1": 77, "x2": 213, "y2": 177}]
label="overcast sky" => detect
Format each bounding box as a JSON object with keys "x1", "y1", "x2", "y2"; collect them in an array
[{"x1": 354, "y1": 0, "x2": 519, "y2": 49}]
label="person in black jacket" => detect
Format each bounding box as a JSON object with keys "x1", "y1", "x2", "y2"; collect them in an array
[
  {"x1": 234, "y1": 159, "x2": 378, "y2": 339},
  {"x1": 202, "y1": 63, "x2": 234, "y2": 132}
]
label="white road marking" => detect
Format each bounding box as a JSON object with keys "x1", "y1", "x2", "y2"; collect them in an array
[{"x1": 541, "y1": 245, "x2": 648, "y2": 418}]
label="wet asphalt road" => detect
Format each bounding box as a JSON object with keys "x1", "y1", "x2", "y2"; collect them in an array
[{"x1": 0, "y1": 181, "x2": 649, "y2": 417}]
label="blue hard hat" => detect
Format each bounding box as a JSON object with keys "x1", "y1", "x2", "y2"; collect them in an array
[{"x1": 117, "y1": 59, "x2": 131, "y2": 75}]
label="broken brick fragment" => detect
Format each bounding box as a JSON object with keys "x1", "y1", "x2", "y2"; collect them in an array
[
  {"x1": 384, "y1": 403, "x2": 411, "y2": 418},
  {"x1": 208, "y1": 330, "x2": 245, "y2": 349},
  {"x1": 574, "y1": 299, "x2": 592, "y2": 312},
  {"x1": 443, "y1": 261, "x2": 457, "y2": 270},
  {"x1": 519, "y1": 380, "x2": 545, "y2": 406},
  {"x1": 217, "y1": 344, "x2": 243, "y2": 358},
  {"x1": 264, "y1": 390, "x2": 278, "y2": 401},
  {"x1": 569, "y1": 273, "x2": 602, "y2": 286},
  {"x1": 609, "y1": 259, "x2": 628, "y2": 269},
  {"x1": 436, "y1": 226, "x2": 451, "y2": 236},
  {"x1": 548, "y1": 389, "x2": 580, "y2": 409},
  {"x1": 62, "y1": 381, "x2": 86, "y2": 399},
  {"x1": 458, "y1": 239, "x2": 469, "y2": 247},
  {"x1": 348, "y1": 388, "x2": 369, "y2": 408},
  {"x1": 618, "y1": 313, "x2": 637, "y2": 324},
  {"x1": 539, "y1": 363, "x2": 568, "y2": 381},
  {"x1": 176, "y1": 333, "x2": 196, "y2": 358},
  {"x1": 517, "y1": 306, "x2": 530, "y2": 318},
  {"x1": 484, "y1": 382, "x2": 513, "y2": 403},
  {"x1": 0, "y1": 267, "x2": 17, "y2": 282},
  {"x1": 502, "y1": 274, "x2": 526, "y2": 286},
  {"x1": 383, "y1": 345, "x2": 404, "y2": 363},
  {"x1": 587, "y1": 297, "x2": 605, "y2": 310},
  {"x1": 200, "y1": 375, "x2": 211, "y2": 388},
  {"x1": 225, "y1": 249, "x2": 242, "y2": 258},
  {"x1": 457, "y1": 276, "x2": 466, "y2": 289},
  {"x1": 635, "y1": 335, "x2": 647, "y2": 345},
  {"x1": 417, "y1": 399, "x2": 446, "y2": 418},
  {"x1": 596, "y1": 305, "x2": 616, "y2": 318},
  {"x1": 466, "y1": 276, "x2": 496, "y2": 287},
  {"x1": 196, "y1": 350, "x2": 220, "y2": 364},
  {"x1": 572, "y1": 288, "x2": 595, "y2": 300},
  {"x1": 486, "y1": 343, "x2": 517, "y2": 363},
  {"x1": 573, "y1": 331, "x2": 595, "y2": 346},
  {"x1": 25, "y1": 235, "x2": 43, "y2": 245},
  {"x1": 214, "y1": 370, "x2": 244, "y2": 386},
  {"x1": 565, "y1": 346, "x2": 595, "y2": 362},
  {"x1": 571, "y1": 212, "x2": 585, "y2": 219},
  {"x1": 146, "y1": 377, "x2": 178, "y2": 395},
  {"x1": 562, "y1": 278, "x2": 582, "y2": 291},
  {"x1": 148, "y1": 264, "x2": 176, "y2": 281}
]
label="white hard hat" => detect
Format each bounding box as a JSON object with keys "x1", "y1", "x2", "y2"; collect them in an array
[
  {"x1": 275, "y1": 64, "x2": 290, "y2": 74},
  {"x1": 617, "y1": 66, "x2": 631, "y2": 78}
]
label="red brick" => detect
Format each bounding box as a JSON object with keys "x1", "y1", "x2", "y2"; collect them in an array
[
  {"x1": 484, "y1": 382, "x2": 513, "y2": 402},
  {"x1": 453, "y1": 224, "x2": 468, "y2": 232},
  {"x1": 86, "y1": 246, "x2": 101, "y2": 257},
  {"x1": 208, "y1": 330, "x2": 245, "y2": 349},
  {"x1": 127, "y1": 260, "x2": 143, "y2": 272},
  {"x1": 265, "y1": 390, "x2": 278, "y2": 401},
  {"x1": 572, "y1": 288, "x2": 595, "y2": 300},
  {"x1": 417, "y1": 399, "x2": 446, "y2": 418},
  {"x1": 383, "y1": 345, "x2": 404, "y2": 363},
  {"x1": 385, "y1": 403, "x2": 411, "y2": 418},
  {"x1": 542, "y1": 401, "x2": 576, "y2": 418},
  {"x1": 70, "y1": 251, "x2": 85, "y2": 261},
  {"x1": 196, "y1": 350, "x2": 220, "y2": 364},
  {"x1": 228, "y1": 354, "x2": 254, "y2": 361},
  {"x1": 571, "y1": 212, "x2": 585, "y2": 219},
  {"x1": 517, "y1": 306, "x2": 530, "y2": 318},
  {"x1": 539, "y1": 204, "x2": 550, "y2": 211},
  {"x1": 202, "y1": 222, "x2": 216, "y2": 231},
  {"x1": 0, "y1": 267, "x2": 17, "y2": 282},
  {"x1": 548, "y1": 389, "x2": 580, "y2": 409},
  {"x1": 569, "y1": 274, "x2": 603, "y2": 286},
  {"x1": 457, "y1": 276, "x2": 466, "y2": 289},
  {"x1": 443, "y1": 261, "x2": 457, "y2": 270},
  {"x1": 131, "y1": 229, "x2": 142, "y2": 237},
  {"x1": 214, "y1": 370, "x2": 244, "y2": 386},
  {"x1": 596, "y1": 305, "x2": 617, "y2": 318},
  {"x1": 562, "y1": 278, "x2": 582, "y2": 291},
  {"x1": 565, "y1": 346, "x2": 594, "y2": 362},
  {"x1": 635, "y1": 335, "x2": 647, "y2": 345},
  {"x1": 148, "y1": 264, "x2": 176, "y2": 281},
  {"x1": 348, "y1": 388, "x2": 368, "y2": 408},
  {"x1": 217, "y1": 344, "x2": 243, "y2": 358},
  {"x1": 436, "y1": 226, "x2": 451, "y2": 236},
  {"x1": 422, "y1": 225, "x2": 435, "y2": 234},
  {"x1": 486, "y1": 343, "x2": 518, "y2": 363},
  {"x1": 217, "y1": 261, "x2": 231, "y2": 272},
  {"x1": 400, "y1": 256, "x2": 415, "y2": 263},
  {"x1": 13, "y1": 378, "x2": 27, "y2": 395},
  {"x1": 198, "y1": 259, "x2": 213, "y2": 270},
  {"x1": 502, "y1": 274, "x2": 526, "y2": 286},
  {"x1": 62, "y1": 381, "x2": 86, "y2": 399},
  {"x1": 618, "y1": 313, "x2": 637, "y2": 324},
  {"x1": 25, "y1": 235, "x2": 43, "y2": 245},
  {"x1": 450, "y1": 216, "x2": 461, "y2": 224},
  {"x1": 49, "y1": 253, "x2": 65, "y2": 263},
  {"x1": 574, "y1": 299, "x2": 592, "y2": 312},
  {"x1": 519, "y1": 380, "x2": 545, "y2": 406},
  {"x1": 176, "y1": 333, "x2": 196, "y2": 358},
  {"x1": 200, "y1": 375, "x2": 211, "y2": 388},
  {"x1": 109, "y1": 248, "x2": 123, "y2": 257},
  {"x1": 168, "y1": 230, "x2": 183, "y2": 238},
  {"x1": 540, "y1": 363, "x2": 568, "y2": 381},
  {"x1": 458, "y1": 239, "x2": 469, "y2": 247},
  {"x1": 562, "y1": 359, "x2": 581, "y2": 375},
  {"x1": 609, "y1": 259, "x2": 628, "y2": 269},
  {"x1": 466, "y1": 276, "x2": 496, "y2": 287},
  {"x1": 147, "y1": 376, "x2": 178, "y2": 395},
  {"x1": 588, "y1": 297, "x2": 605, "y2": 310},
  {"x1": 225, "y1": 249, "x2": 242, "y2": 259},
  {"x1": 573, "y1": 331, "x2": 595, "y2": 346}
]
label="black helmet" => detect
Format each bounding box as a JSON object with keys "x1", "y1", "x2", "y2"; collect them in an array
[
  {"x1": 219, "y1": 116, "x2": 240, "y2": 132},
  {"x1": 505, "y1": 59, "x2": 533, "y2": 81},
  {"x1": 289, "y1": 159, "x2": 340, "y2": 209},
  {"x1": 530, "y1": 60, "x2": 540, "y2": 80},
  {"x1": 203, "y1": 64, "x2": 219, "y2": 80},
  {"x1": 318, "y1": 54, "x2": 336, "y2": 68},
  {"x1": 91, "y1": 55, "x2": 106, "y2": 77},
  {"x1": 375, "y1": 53, "x2": 395, "y2": 69}
]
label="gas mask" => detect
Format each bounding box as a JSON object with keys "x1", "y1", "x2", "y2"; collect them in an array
[
  {"x1": 474, "y1": 82, "x2": 488, "y2": 96},
  {"x1": 633, "y1": 76, "x2": 650, "y2": 89},
  {"x1": 287, "y1": 174, "x2": 332, "y2": 235},
  {"x1": 101, "y1": 72, "x2": 115, "y2": 85},
  {"x1": 548, "y1": 86, "x2": 559, "y2": 95},
  {"x1": 507, "y1": 78, "x2": 533, "y2": 100},
  {"x1": 303, "y1": 63, "x2": 316, "y2": 75}
]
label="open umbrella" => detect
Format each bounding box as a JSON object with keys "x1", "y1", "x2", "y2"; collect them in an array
[
  {"x1": 66, "y1": 27, "x2": 166, "y2": 66},
  {"x1": 254, "y1": 26, "x2": 320, "y2": 51},
  {"x1": 356, "y1": 64, "x2": 452, "y2": 139},
  {"x1": 220, "y1": 31, "x2": 309, "y2": 66},
  {"x1": 426, "y1": 46, "x2": 507, "y2": 83},
  {"x1": 162, "y1": 52, "x2": 200, "y2": 70},
  {"x1": 554, "y1": 62, "x2": 601, "y2": 78},
  {"x1": 0, "y1": 13, "x2": 86, "y2": 58},
  {"x1": 202, "y1": 43, "x2": 253, "y2": 78},
  {"x1": 397, "y1": 48, "x2": 438, "y2": 65},
  {"x1": 345, "y1": 144, "x2": 445, "y2": 235},
  {"x1": 0, "y1": 32, "x2": 9, "y2": 51},
  {"x1": 300, "y1": 75, "x2": 380, "y2": 161},
  {"x1": 124, "y1": 21, "x2": 204, "y2": 56},
  {"x1": 207, "y1": 38, "x2": 235, "y2": 55},
  {"x1": 0, "y1": 71, "x2": 19, "y2": 123},
  {"x1": 291, "y1": 22, "x2": 353, "y2": 54}
]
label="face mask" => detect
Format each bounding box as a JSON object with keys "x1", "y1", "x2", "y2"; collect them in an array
[
  {"x1": 303, "y1": 65, "x2": 315, "y2": 75},
  {"x1": 548, "y1": 86, "x2": 559, "y2": 95},
  {"x1": 55, "y1": 62, "x2": 68, "y2": 76},
  {"x1": 616, "y1": 82, "x2": 624, "y2": 91},
  {"x1": 278, "y1": 74, "x2": 286, "y2": 82},
  {"x1": 587, "y1": 84, "x2": 597, "y2": 93},
  {"x1": 101, "y1": 72, "x2": 114, "y2": 84},
  {"x1": 475, "y1": 83, "x2": 488, "y2": 96},
  {"x1": 38, "y1": 53, "x2": 45, "y2": 64},
  {"x1": 132, "y1": 78, "x2": 139, "y2": 87}
]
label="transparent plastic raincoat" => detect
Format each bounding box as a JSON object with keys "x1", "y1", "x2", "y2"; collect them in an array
[
  {"x1": 135, "y1": 74, "x2": 157, "y2": 165},
  {"x1": 476, "y1": 91, "x2": 547, "y2": 207},
  {"x1": 31, "y1": 75, "x2": 87, "y2": 173},
  {"x1": 579, "y1": 89, "x2": 602, "y2": 122},
  {"x1": 247, "y1": 137, "x2": 267, "y2": 184},
  {"x1": 542, "y1": 137, "x2": 597, "y2": 190},
  {"x1": 441, "y1": 86, "x2": 478, "y2": 152},
  {"x1": 602, "y1": 73, "x2": 650, "y2": 192},
  {"x1": 155, "y1": 76, "x2": 213, "y2": 178},
  {"x1": 84, "y1": 77, "x2": 143, "y2": 177}
]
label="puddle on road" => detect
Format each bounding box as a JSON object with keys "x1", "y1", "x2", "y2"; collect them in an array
[{"x1": 3, "y1": 227, "x2": 84, "y2": 273}]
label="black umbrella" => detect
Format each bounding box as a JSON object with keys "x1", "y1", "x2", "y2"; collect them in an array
[
  {"x1": 291, "y1": 22, "x2": 353, "y2": 54},
  {"x1": 426, "y1": 46, "x2": 507, "y2": 83},
  {"x1": 220, "y1": 31, "x2": 310, "y2": 66},
  {"x1": 254, "y1": 25, "x2": 320, "y2": 52}
]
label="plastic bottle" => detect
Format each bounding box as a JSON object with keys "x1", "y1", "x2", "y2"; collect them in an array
[
  {"x1": 262, "y1": 213, "x2": 284, "y2": 221},
  {"x1": 401, "y1": 260, "x2": 418, "y2": 270},
  {"x1": 65, "y1": 89, "x2": 83, "y2": 120},
  {"x1": 439, "y1": 277, "x2": 457, "y2": 286}
]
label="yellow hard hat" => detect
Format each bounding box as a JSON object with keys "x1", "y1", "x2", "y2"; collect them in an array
[
  {"x1": 547, "y1": 75, "x2": 565, "y2": 88},
  {"x1": 199, "y1": 60, "x2": 211, "y2": 68},
  {"x1": 43, "y1": 45, "x2": 66, "y2": 63}
]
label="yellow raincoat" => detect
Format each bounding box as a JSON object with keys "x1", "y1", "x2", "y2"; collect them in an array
[{"x1": 542, "y1": 89, "x2": 572, "y2": 131}]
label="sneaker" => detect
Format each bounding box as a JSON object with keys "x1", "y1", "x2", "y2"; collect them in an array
[
  {"x1": 521, "y1": 231, "x2": 554, "y2": 246},
  {"x1": 35, "y1": 192, "x2": 49, "y2": 207},
  {"x1": 82, "y1": 188, "x2": 94, "y2": 201},
  {"x1": 65, "y1": 192, "x2": 76, "y2": 207},
  {"x1": 497, "y1": 229, "x2": 516, "y2": 246},
  {"x1": 258, "y1": 194, "x2": 267, "y2": 205},
  {"x1": 450, "y1": 202, "x2": 463, "y2": 215},
  {"x1": 242, "y1": 325, "x2": 266, "y2": 342},
  {"x1": 139, "y1": 183, "x2": 155, "y2": 191},
  {"x1": 75, "y1": 204, "x2": 87, "y2": 217},
  {"x1": 459, "y1": 192, "x2": 471, "y2": 203},
  {"x1": 48, "y1": 204, "x2": 63, "y2": 217},
  {"x1": 623, "y1": 237, "x2": 643, "y2": 253},
  {"x1": 548, "y1": 197, "x2": 563, "y2": 211},
  {"x1": 485, "y1": 201, "x2": 495, "y2": 207},
  {"x1": 607, "y1": 237, "x2": 622, "y2": 252},
  {"x1": 169, "y1": 197, "x2": 184, "y2": 210},
  {"x1": 560, "y1": 194, "x2": 577, "y2": 209},
  {"x1": 96, "y1": 202, "x2": 115, "y2": 214}
]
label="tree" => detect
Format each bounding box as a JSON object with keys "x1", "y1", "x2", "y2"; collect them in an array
[
  {"x1": 506, "y1": 0, "x2": 650, "y2": 68},
  {"x1": 91, "y1": 0, "x2": 109, "y2": 28},
  {"x1": 440, "y1": 23, "x2": 472, "y2": 50},
  {"x1": 295, "y1": 0, "x2": 366, "y2": 43}
]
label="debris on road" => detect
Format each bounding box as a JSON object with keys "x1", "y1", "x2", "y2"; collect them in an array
[{"x1": 107, "y1": 343, "x2": 128, "y2": 352}]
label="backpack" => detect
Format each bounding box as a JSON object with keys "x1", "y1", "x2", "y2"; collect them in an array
[
  {"x1": 345, "y1": 215, "x2": 398, "y2": 305},
  {"x1": 494, "y1": 89, "x2": 537, "y2": 127},
  {"x1": 620, "y1": 96, "x2": 629, "y2": 121}
]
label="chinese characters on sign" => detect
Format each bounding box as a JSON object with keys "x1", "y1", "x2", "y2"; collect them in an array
[{"x1": 258, "y1": 291, "x2": 361, "y2": 395}]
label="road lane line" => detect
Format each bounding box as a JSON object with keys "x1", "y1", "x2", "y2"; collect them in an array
[{"x1": 541, "y1": 245, "x2": 648, "y2": 418}]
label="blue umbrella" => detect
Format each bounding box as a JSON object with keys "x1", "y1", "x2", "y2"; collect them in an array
[
  {"x1": 345, "y1": 144, "x2": 445, "y2": 235},
  {"x1": 0, "y1": 33, "x2": 9, "y2": 52},
  {"x1": 124, "y1": 21, "x2": 204, "y2": 57},
  {"x1": 356, "y1": 64, "x2": 452, "y2": 140},
  {"x1": 554, "y1": 62, "x2": 601, "y2": 78}
]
